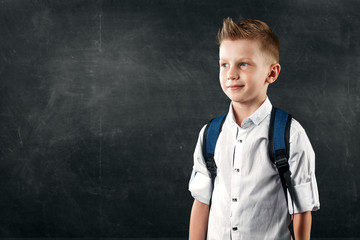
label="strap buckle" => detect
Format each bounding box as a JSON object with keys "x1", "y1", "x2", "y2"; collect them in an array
[
  {"x1": 206, "y1": 159, "x2": 217, "y2": 172},
  {"x1": 205, "y1": 155, "x2": 217, "y2": 178},
  {"x1": 275, "y1": 156, "x2": 288, "y2": 168},
  {"x1": 274, "y1": 149, "x2": 288, "y2": 168}
]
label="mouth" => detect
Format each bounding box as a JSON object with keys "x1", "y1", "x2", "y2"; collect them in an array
[{"x1": 227, "y1": 85, "x2": 245, "y2": 90}]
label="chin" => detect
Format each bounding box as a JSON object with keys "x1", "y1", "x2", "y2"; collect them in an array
[{"x1": 226, "y1": 94, "x2": 246, "y2": 103}]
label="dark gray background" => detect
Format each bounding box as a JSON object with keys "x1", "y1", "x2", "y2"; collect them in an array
[{"x1": 0, "y1": 0, "x2": 359, "y2": 238}]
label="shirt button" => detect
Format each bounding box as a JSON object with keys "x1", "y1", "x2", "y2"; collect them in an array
[
  {"x1": 237, "y1": 139, "x2": 242, "y2": 143},
  {"x1": 232, "y1": 227, "x2": 238, "y2": 231},
  {"x1": 232, "y1": 198, "x2": 237, "y2": 202},
  {"x1": 235, "y1": 168, "x2": 240, "y2": 172}
]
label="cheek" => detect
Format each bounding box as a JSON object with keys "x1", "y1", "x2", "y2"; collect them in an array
[
  {"x1": 219, "y1": 69, "x2": 227, "y2": 80},
  {"x1": 219, "y1": 71, "x2": 227, "y2": 85},
  {"x1": 219, "y1": 71, "x2": 227, "y2": 89}
]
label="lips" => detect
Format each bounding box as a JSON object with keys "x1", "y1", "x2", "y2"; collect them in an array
[{"x1": 227, "y1": 85, "x2": 244, "y2": 90}]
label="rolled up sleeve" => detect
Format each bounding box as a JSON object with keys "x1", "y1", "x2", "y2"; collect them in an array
[
  {"x1": 287, "y1": 120, "x2": 320, "y2": 214},
  {"x1": 188, "y1": 125, "x2": 212, "y2": 205}
]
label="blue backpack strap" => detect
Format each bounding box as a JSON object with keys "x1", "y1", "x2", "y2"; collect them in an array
[
  {"x1": 202, "y1": 113, "x2": 227, "y2": 207},
  {"x1": 268, "y1": 107, "x2": 292, "y2": 198},
  {"x1": 268, "y1": 107, "x2": 296, "y2": 239}
]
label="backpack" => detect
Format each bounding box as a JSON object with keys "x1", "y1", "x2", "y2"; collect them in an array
[{"x1": 202, "y1": 106, "x2": 296, "y2": 239}]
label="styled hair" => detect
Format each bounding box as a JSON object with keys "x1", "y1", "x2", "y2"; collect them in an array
[{"x1": 217, "y1": 18, "x2": 280, "y2": 63}]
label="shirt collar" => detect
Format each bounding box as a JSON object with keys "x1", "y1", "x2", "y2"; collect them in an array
[{"x1": 227, "y1": 97, "x2": 272, "y2": 129}]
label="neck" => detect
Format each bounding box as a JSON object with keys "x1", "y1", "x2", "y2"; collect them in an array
[{"x1": 231, "y1": 97, "x2": 266, "y2": 126}]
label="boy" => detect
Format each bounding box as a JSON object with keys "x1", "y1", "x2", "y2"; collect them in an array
[{"x1": 188, "y1": 18, "x2": 320, "y2": 240}]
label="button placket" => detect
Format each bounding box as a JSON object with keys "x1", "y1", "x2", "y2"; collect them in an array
[{"x1": 231, "y1": 126, "x2": 245, "y2": 237}]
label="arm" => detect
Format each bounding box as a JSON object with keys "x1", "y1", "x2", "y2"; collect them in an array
[
  {"x1": 287, "y1": 122, "x2": 319, "y2": 239},
  {"x1": 189, "y1": 199, "x2": 209, "y2": 240},
  {"x1": 293, "y1": 211, "x2": 312, "y2": 240}
]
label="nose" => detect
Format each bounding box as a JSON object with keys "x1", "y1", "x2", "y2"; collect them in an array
[{"x1": 227, "y1": 66, "x2": 239, "y2": 80}]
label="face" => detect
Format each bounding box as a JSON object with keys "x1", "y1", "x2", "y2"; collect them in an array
[{"x1": 219, "y1": 39, "x2": 274, "y2": 106}]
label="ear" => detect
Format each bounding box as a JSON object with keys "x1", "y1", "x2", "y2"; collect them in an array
[{"x1": 265, "y1": 63, "x2": 281, "y2": 84}]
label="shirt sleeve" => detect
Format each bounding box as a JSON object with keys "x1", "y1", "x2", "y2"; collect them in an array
[
  {"x1": 287, "y1": 119, "x2": 320, "y2": 214},
  {"x1": 188, "y1": 125, "x2": 213, "y2": 205}
]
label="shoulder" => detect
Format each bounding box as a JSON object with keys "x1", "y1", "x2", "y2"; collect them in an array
[
  {"x1": 195, "y1": 124, "x2": 208, "y2": 145},
  {"x1": 290, "y1": 118, "x2": 305, "y2": 136},
  {"x1": 196, "y1": 113, "x2": 228, "y2": 145},
  {"x1": 289, "y1": 117, "x2": 312, "y2": 147}
]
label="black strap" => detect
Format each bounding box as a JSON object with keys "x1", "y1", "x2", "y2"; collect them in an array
[{"x1": 269, "y1": 107, "x2": 295, "y2": 239}]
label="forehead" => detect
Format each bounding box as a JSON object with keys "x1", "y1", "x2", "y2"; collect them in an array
[{"x1": 219, "y1": 39, "x2": 263, "y2": 60}]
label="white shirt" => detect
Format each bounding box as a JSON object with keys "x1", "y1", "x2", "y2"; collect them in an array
[{"x1": 189, "y1": 98, "x2": 320, "y2": 240}]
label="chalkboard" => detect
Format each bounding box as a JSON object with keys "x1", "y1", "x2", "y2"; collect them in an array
[{"x1": 0, "y1": 0, "x2": 359, "y2": 237}]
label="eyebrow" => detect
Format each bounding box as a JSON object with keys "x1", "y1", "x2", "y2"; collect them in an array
[{"x1": 219, "y1": 58, "x2": 252, "y2": 61}]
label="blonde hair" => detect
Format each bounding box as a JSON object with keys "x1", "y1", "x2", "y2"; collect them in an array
[{"x1": 217, "y1": 18, "x2": 280, "y2": 63}]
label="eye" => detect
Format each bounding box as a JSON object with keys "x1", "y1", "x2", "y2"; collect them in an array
[
  {"x1": 221, "y1": 63, "x2": 229, "y2": 68},
  {"x1": 240, "y1": 62, "x2": 249, "y2": 67}
]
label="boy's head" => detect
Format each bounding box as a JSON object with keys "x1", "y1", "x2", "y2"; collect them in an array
[
  {"x1": 217, "y1": 18, "x2": 281, "y2": 106},
  {"x1": 217, "y1": 18, "x2": 279, "y2": 64}
]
